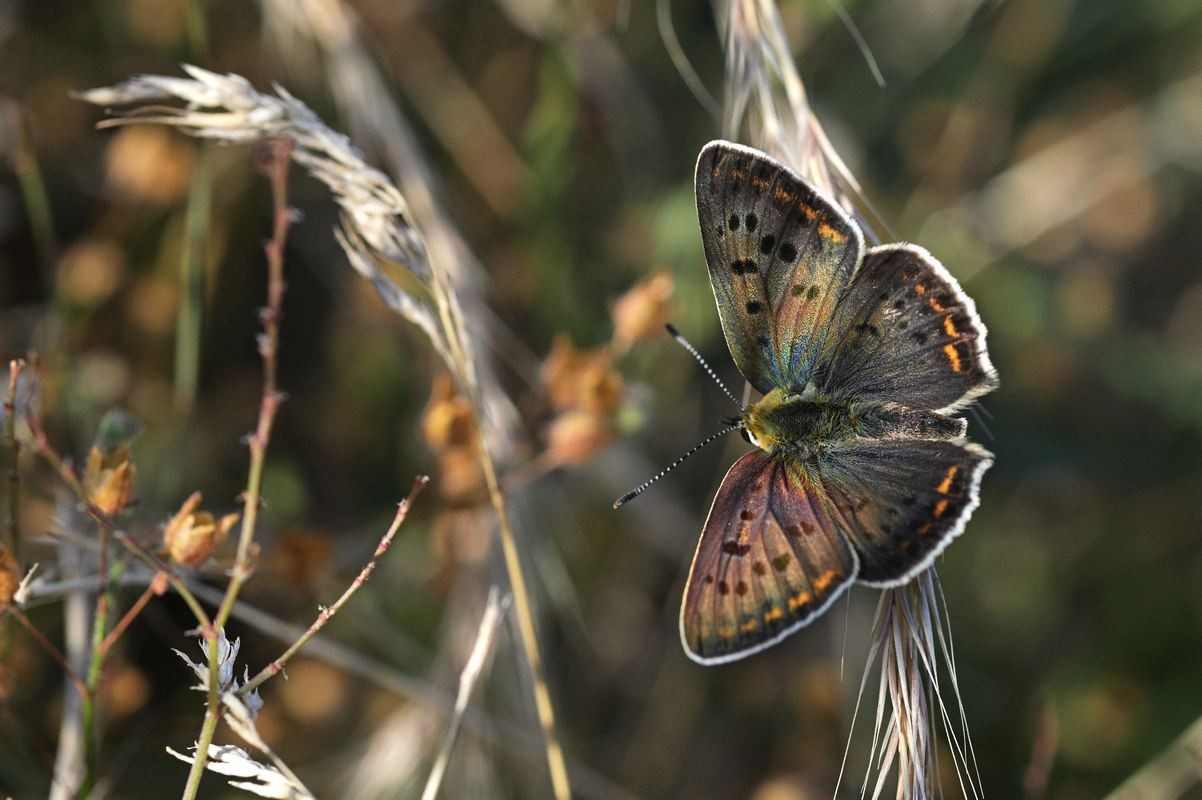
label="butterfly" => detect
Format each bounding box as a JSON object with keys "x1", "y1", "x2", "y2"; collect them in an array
[{"x1": 681, "y1": 141, "x2": 998, "y2": 665}]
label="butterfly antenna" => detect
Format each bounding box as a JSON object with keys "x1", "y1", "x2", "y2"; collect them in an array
[
  {"x1": 613, "y1": 423, "x2": 741, "y2": 508},
  {"x1": 665, "y1": 323, "x2": 743, "y2": 411}
]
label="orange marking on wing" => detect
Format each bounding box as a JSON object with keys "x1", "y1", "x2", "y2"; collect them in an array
[
  {"x1": 937, "y1": 465, "x2": 960, "y2": 495},
  {"x1": 917, "y1": 522, "x2": 933, "y2": 535},
  {"x1": 943, "y1": 315, "x2": 959, "y2": 337},
  {"x1": 730, "y1": 169, "x2": 747, "y2": 181},
  {"x1": 818, "y1": 222, "x2": 848, "y2": 243},
  {"x1": 813, "y1": 569, "x2": 838, "y2": 593},
  {"x1": 764, "y1": 606, "x2": 784, "y2": 623},
  {"x1": 788, "y1": 591, "x2": 812, "y2": 611},
  {"x1": 740, "y1": 618, "x2": 759, "y2": 634},
  {"x1": 944, "y1": 343, "x2": 963, "y2": 373},
  {"x1": 915, "y1": 283, "x2": 926, "y2": 295},
  {"x1": 717, "y1": 623, "x2": 736, "y2": 638},
  {"x1": 711, "y1": 166, "x2": 722, "y2": 178},
  {"x1": 798, "y1": 203, "x2": 818, "y2": 220},
  {"x1": 774, "y1": 187, "x2": 794, "y2": 204},
  {"x1": 929, "y1": 297, "x2": 947, "y2": 313},
  {"x1": 934, "y1": 498, "x2": 949, "y2": 519},
  {"x1": 751, "y1": 176, "x2": 769, "y2": 190}
]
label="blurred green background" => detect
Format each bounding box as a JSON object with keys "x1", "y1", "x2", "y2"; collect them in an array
[{"x1": 1, "y1": 1, "x2": 1201, "y2": 798}]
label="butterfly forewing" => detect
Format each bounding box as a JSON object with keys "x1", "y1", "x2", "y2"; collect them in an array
[
  {"x1": 695, "y1": 141, "x2": 863, "y2": 394},
  {"x1": 819, "y1": 439, "x2": 993, "y2": 586},
  {"x1": 823, "y1": 244, "x2": 998, "y2": 412},
  {"x1": 681, "y1": 451, "x2": 858, "y2": 664}
]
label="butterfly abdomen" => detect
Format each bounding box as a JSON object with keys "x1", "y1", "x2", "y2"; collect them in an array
[{"x1": 853, "y1": 403, "x2": 968, "y2": 441}]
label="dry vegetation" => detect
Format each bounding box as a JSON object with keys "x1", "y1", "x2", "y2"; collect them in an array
[{"x1": 1, "y1": 1, "x2": 1201, "y2": 799}]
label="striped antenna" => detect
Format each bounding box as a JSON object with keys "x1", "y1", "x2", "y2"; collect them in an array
[
  {"x1": 613, "y1": 423, "x2": 741, "y2": 508},
  {"x1": 666, "y1": 323, "x2": 743, "y2": 411}
]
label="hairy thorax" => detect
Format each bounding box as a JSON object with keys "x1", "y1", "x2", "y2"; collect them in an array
[{"x1": 741, "y1": 387, "x2": 965, "y2": 455}]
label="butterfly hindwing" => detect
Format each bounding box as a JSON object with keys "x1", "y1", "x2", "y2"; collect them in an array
[
  {"x1": 822, "y1": 244, "x2": 999, "y2": 412},
  {"x1": 695, "y1": 141, "x2": 863, "y2": 394},
  {"x1": 819, "y1": 439, "x2": 993, "y2": 586},
  {"x1": 681, "y1": 451, "x2": 858, "y2": 664}
]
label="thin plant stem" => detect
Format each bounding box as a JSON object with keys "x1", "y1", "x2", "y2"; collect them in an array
[
  {"x1": 180, "y1": 579, "x2": 635, "y2": 800},
  {"x1": 6, "y1": 606, "x2": 90, "y2": 701},
  {"x1": 21, "y1": 359, "x2": 214, "y2": 797},
  {"x1": 21, "y1": 399, "x2": 89, "y2": 501},
  {"x1": 422, "y1": 586, "x2": 509, "y2": 800},
  {"x1": 423, "y1": 164, "x2": 572, "y2": 797},
  {"x1": 6, "y1": 359, "x2": 23, "y2": 560},
  {"x1": 79, "y1": 545, "x2": 121, "y2": 797},
  {"x1": 174, "y1": 147, "x2": 210, "y2": 415},
  {"x1": 77, "y1": 67, "x2": 574, "y2": 799},
  {"x1": 429, "y1": 249, "x2": 571, "y2": 799},
  {"x1": 184, "y1": 0, "x2": 209, "y2": 63},
  {"x1": 238, "y1": 475, "x2": 429, "y2": 696},
  {"x1": 6, "y1": 106, "x2": 58, "y2": 281},
  {"x1": 1104, "y1": 713, "x2": 1202, "y2": 800},
  {"x1": 182, "y1": 138, "x2": 293, "y2": 800},
  {"x1": 418, "y1": 163, "x2": 571, "y2": 796},
  {"x1": 99, "y1": 573, "x2": 164, "y2": 655},
  {"x1": 23, "y1": 405, "x2": 212, "y2": 629},
  {"x1": 475, "y1": 432, "x2": 572, "y2": 800}
]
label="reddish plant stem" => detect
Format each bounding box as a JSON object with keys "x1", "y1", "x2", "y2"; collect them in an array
[
  {"x1": 98, "y1": 573, "x2": 166, "y2": 656},
  {"x1": 7, "y1": 606, "x2": 90, "y2": 701},
  {"x1": 239, "y1": 475, "x2": 428, "y2": 696},
  {"x1": 183, "y1": 138, "x2": 294, "y2": 800},
  {"x1": 5, "y1": 359, "x2": 23, "y2": 560},
  {"x1": 23, "y1": 405, "x2": 211, "y2": 628}
]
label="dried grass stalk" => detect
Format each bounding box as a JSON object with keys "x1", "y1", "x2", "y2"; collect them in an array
[
  {"x1": 714, "y1": 2, "x2": 983, "y2": 797},
  {"x1": 80, "y1": 63, "x2": 573, "y2": 800}
]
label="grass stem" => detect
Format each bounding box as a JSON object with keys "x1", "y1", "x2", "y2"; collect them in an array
[{"x1": 422, "y1": 586, "x2": 508, "y2": 800}]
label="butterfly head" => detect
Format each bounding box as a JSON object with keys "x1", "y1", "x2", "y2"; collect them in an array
[
  {"x1": 739, "y1": 387, "x2": 835, "y2": 456},
  {"x1": 739, "y1": 388, "x2": 790, "y2": 454}
]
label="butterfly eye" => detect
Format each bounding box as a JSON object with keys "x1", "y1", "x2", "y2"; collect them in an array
[{"x1": 739, "y1": 428, "x2": 752, "y2": 444}]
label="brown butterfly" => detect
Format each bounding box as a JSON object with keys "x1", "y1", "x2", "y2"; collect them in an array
[{"x1": 625, "y1": 141, "x2": 998, "y2": 664}]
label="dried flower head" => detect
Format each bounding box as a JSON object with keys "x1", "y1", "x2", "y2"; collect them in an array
[
  {"x1": 56, "y1": 239, "x2": 126, "y2": 309},
  {"x1": 104, "y1": 125, "x2": 196, "y2": 204},
  {"x1": 421, "y1": 373, "x2": 477, "y2": 452},
  {"x1": 83, "y1": 443, "x2": 137, "y2": 516},
  {"x1": 0, "y1": 546, "x2": 20, "y2": 612},
  {"x1": 576, "y1": 360, "x2": 624, "y2": 417},
  {"x1": 433, "y1": 447, "x2": 487, "y2": 506},
  {"x1": 611, "y1": 271, "x2": 674, "y2": 352},
  {"x1": 421, "y1": 374, "x2": 486, "y2": 503},
  {"x1": 540, "y1": 335, "x2": 623, "y2": 415},
  {"x1": 541, "y1": 335, "x2": 593, "y2": 410},
  {"x1": 164, "y1": 491, "x2": 238, "y2": 567},
  {"x1": 545, "y1": 409, "x2": 613, "y2": 467}
]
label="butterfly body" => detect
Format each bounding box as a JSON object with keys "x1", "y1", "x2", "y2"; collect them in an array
[
  {"x1": 681, "y1": 141, "x2": 999, "y2": 665},
  {"x1": 742, "y1": 389, "x2": 965, "y2": 456}
]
